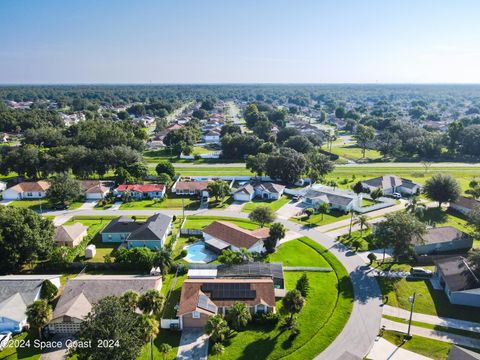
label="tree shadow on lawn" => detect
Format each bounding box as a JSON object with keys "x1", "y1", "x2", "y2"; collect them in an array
[
  {"x1": 416, "y1": 208, "x2": 448, "y2": 225},
  {"x1": 349, "y1": 266, "x2": 384, "y2": 305}
]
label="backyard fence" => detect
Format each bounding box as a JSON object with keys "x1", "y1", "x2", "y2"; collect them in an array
[{"x1": 180, "y1": 229, "x2": 203, "y2": 236}]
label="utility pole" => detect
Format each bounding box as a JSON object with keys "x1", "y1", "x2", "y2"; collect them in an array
[
  {"x1": 182, "y1": 196, "x2": 185, "y2": 220},
  {"x1": 406, "y1": 292, "x2": 420, "y2": 339}
]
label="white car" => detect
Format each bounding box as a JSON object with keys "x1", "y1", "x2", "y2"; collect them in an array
[
  {"x1": 0, "y1": 332, "x2": 12, "y2": 351},
  {"x1": 392, "y1": 192, "x2": 402, "y2": 199}
]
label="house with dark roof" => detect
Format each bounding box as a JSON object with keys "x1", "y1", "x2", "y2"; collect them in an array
[
  {"x1": 413, "y1": 227, "x2": 472, "y2": 256},
  {"x1": 434, "y1": 256, "x2": 480, "y2": 307},
  {"x1": 49, "y1": 275, "x2": 162, "y2": 334},
  {"x1": 361, "y1": 175, "x2": 420, "y2": 195},
  {"x1": 202, "y1": 221, "x2": 270, "y2": 253},
  {"x1": 115, "y1": 184, "x2": 166, "y2": 199},
  {"x1": 0, "y1": 275, "x2": 60, "y2": 333},
  {"x1": 2, "y1": 181, "x2": 50, "y2": 200},
  {"x1": 233, "y1": 182, "x2": 285, "y2": 202},
  {"x1": 302, "y1": 185, "x2": 360, "y2": 212},
  {"x1": 450, "y1": 196, "x2": 480, "y2": 215},
  {"x1": 101, "y1": 214, "x2": 172, "y2": 250}
]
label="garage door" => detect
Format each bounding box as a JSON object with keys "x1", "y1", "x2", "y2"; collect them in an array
[{"x1": 51, "y1": 322, "x2": 81, "y2": 334}]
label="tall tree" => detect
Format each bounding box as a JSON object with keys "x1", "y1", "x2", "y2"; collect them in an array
[
  {"x1": 207, "y1": 180, "x2": 231, "y2": 204},
  {"x1": 205, "y1": 315, "x2": 229, "y2": 344},
  {"x1": 265, "y1": 222, "x2": 286, "y2": 253},
  {"x1": 26, "y1": 300, "x2": 52, "y2": 340},
  {"x1": 295, "y1": 273, "x2": 310, "y2": 298},
  {"x1": 248, "y1": 205, "x2": 276, "y2": 227},
  {"x1": 46, "y1": 173, "x2": 82, "y2": 206},
  {"x1": 282, "y1": 289, "x2": 305, "y2": 325},
  {"x1": 353, "y1": 214, "x2": 370, "y2": 236},
  {"x1": 121, "y1": 290, "x2": 140, "y2": 312},
  {"x1": 155, "y1": 160, "x2": 175, "y2": 178},
  {"x1": 246, "y1": 153, "x2": 269, "y2": 177},
  {"x1": 138, "y1": 290, "x2": 163, "y2": 316},
  {"x1": 353, "y1": 125, "x2": 375, "y2": 158},
  {"x1": 423, "y1": 174, "x2": 461, "y2": 208}
]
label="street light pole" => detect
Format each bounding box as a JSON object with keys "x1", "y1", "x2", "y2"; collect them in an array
[{"x1": 407, "y1": 291, "x2": 417, "y2": 339}]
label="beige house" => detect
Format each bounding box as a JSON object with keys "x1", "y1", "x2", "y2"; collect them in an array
[
  {"x1": 2, "y1": 181, "x2": 50, "y2": 200},
  {"x1": 55, "y1": 223, "x2": 89, "y2": 248}
]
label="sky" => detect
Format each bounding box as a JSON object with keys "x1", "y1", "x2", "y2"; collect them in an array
[{"x1": 0, "y1": 0, "x2": 479, "y2": 84}]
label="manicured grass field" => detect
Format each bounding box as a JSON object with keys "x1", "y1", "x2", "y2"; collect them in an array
[
  {"x1": 378, "y1": 276, "x2": 480, "y2": 322},
  {"x1": 290, "y1": 209, "x2": 350, "y2": 227},
  {"x1": 119, "y1": 196, "x2": 200, "y2": 210},
  {"x1": 8, "y1": 199, "x2": 51, "y2": 211},
  {"x1": 208, "y1": 195, "x2": 233, "y2": 209},
  {"x1": 174, "y1": 166, "x2": 254, "y2": 176},
  {"x1": 267, "y1": 239, "x2": 331, "y2": 267},
  {"x1": 337, "y1": 228, "x2": 373, "y2": 251},
  {"x1": 183, "y1": 216, "x2": 261, "y2": 230},
  {"x1": 242, "y1": 195, "x2": 290, "y2": 213},
  {"x1": 0, "y1": 331, "x2": 42, "y2": 360},
  {"x1": 329, "y1": 143, "x2": 382, "y2": 161},
  {"x1": 210, "y1": 237, "x2": 353, "y2": 360},
  {"x1": 382, "y1": 330, "x2": 451, "y2": 360},
  {"x1": 137, "y1": 329, "x2": 181, "y2": 360}
]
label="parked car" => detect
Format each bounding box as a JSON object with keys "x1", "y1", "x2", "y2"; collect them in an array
[
  {"x1": 54, "y1": 203, "x2": 68, "y2": 210},
  {"x1": 410, "y1": 267, "x2": 433, "y2": 277},
  {"x1": 391, "y1": 192, "x2": 402, "y2": 199},
  {"x1": 0, "y1": 332, "x2": 12, "y2": 351}
]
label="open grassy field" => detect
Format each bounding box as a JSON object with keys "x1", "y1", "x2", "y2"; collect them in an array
[
  {"x1": 242, "y1": 195, "x2": 290, "y2": 213},
  {"x1": 183, "y1": 216, "x2": 261, "y2": 230},
  {"x1": 382, "y1": 330, "x2": 452, "y2": 360},
  {"x1": 210, "y1": 237, "x2": 353, "y2": 360},
  {"x1": 174, "y1": 166, "x2": 254, "y2": 176},
  {"x1": 329, "y1": 143, "x2": 382, "y2": 161},
  {"x1": 267, "y1": 239, "x2": 331, "y2": 267}
]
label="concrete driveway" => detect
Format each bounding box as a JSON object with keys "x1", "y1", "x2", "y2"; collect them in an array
[
  {"x1": 276, "y1": 200, "x2": 305, "y2": 219},
  {"x1": 226, "y1": 201, "x2": 245, "y2": 212},
  {"x1": 176, "y1": 329, "x2": 209, "y2": 360},
  {"x1": 79, "y1": 200, "x2": 98, "y2": 210}
]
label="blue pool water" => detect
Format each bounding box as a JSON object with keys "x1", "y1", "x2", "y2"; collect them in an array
[{"x1": 184, "y1": 242, "x2": 216, "y2": 263}]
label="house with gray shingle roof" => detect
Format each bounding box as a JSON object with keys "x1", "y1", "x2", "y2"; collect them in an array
[
  {"x1": 361, "y1": 175, "x2": 420, "y2": 195},
  {"x1": 302, "y1": 185, "x2": 361, "y2": 212},
  {"x1": 413, "y1": 226, "x2": 472, "y2": 256},
  {"x1": 233, "y1": 182, "x2": 285, "y2": 202}
]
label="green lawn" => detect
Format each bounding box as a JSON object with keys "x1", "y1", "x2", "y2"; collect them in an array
[
  {"x1": 290, "y1": 209, "x2": 350, "y2": 227},
  {"x1": 119, "y1": 196, "x2": 200, "y2": 210},
  {"x1": 337, "y1": 228, "x2": 373, "y2": 252},
  {"x1": 242, "y1": 196, "x2": 290, "y2": 213},
  {"x1": 183, "y1": 216, "x2": 261, "y2": 230},
  {"x1": 210, "y1": 237, "x2": 353, "y2": 360},
  {"x1": 161, "y1": 274, "x2": 187, "y2": 319},
  {"x1": 382, "y1": 330, "x2": 451, "y2": 360},
  {"x1": 0, "y1": 331, "x2": 42, "y2": 360},
  {"x1": 8, "y1": 199, "x2": 51, "y2": 211},
  {"x1": 208, "y1": 195, "x2": 233, "y2": 209},
  {"x1": 174, "y1": 166, "x2": 253, "y2": 176},
  {"x1": 328, "y1": 143, "x2": 382, "y2": 161},
  {"x1": 378, "y1": 276, "x2": 480, "y2": 322},
  {"x1": 267, "y1": 239, "x2": 331, "y2": 267},
  {"x1": 137, "y1": 330, "x2": 181, "y2": 360}
]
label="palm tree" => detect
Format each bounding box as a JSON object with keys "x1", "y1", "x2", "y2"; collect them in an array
[
  {"x1": 353, "y1": 214, "x2": 370, "y2": 236},
  {"x1": 238, "y1": 247, "x2": 253, "y2": 263},
  {"x1": 205, "y1": 315, "x2": 229, "y2": 343},
  {"x1": 140, "y1": 315, "x2": 159, "y2": 360},
  {"x1": 405, "y1": 196, "x2": 426, "y2": 215},
  {"x1": 370, "y1": 188, "x2": 383, "y2": 202},
  {"x1": 282, "y1": 289, "x2": 305, "y2": 326},
  {"x1": 155, "y1": 248, "x2": 173, "y2": 275},
  {"x1": 121, "y1": 290, "x2": 139, "y2": 311},
  {"x1": 318, "y1": 202, "x2": 330, "y2": 221},
  {"x1": 26, "y1": 300, "x2": 52, "y2": 340},
  {"x1": 226, "y1": 302, "x2": 251, "y2": 330},
  {"x1": 158, "y1": 343, "x2": 172, "y2": 360},
  {"x1": 212, "y1": 343, "x2": 225, "y2": 360},
  {"x1": 138, "y1": 290, "x2": 163, "y2": 316}
]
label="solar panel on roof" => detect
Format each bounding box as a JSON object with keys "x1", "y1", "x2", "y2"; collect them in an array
[{"x1": 201, "y1": 283, "x2": 256, "y2": 300}]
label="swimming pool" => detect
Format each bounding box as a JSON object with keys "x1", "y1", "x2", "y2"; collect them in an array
[{"x1": 184, "y1": 242, "x2": 217, "y2": 263}]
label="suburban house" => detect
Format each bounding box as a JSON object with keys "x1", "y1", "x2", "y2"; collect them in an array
[
  {"x1": 233, "y1": 182, "x2": 286, "y2": 202},
  {"x1": 55, "y1": 223, "x2": 89, "y2": 248},
  {"x1": 0, "y1": 275, "x2": 61, "y2": 333},
  {"x1": 49, "y1": 275, "x2": 162, "y2": 334},
  {"x1": 202, "y1": 221, "x2": 270, "y2": 253},
  {"x1": 114, "y1": 184, "x2": 166, "y2": 199},
  {"x1": 413, "y1": 227, "x2": 472, "y2": 256},
  {"x1": 302, "y1": 185, "x2": 361, "y2": 212},
  {"x1": 434, "y1": 256, "x2": 480, "y2": 307},
  {"x1": 79, "y1": 180, "x2": 111, "y2": 200},
  {"x1": 177, "y1": 278, "x2": 276, "y2": 329},
  {"x1": 450, "y1": 196, "x2": 480, "y2": 215},
  {"x1": 361, "y1": 175, "x2": 420, "y2": 195},
  {"x1": 203, "y1": 129, "x2": 221, "y2": 143},
  {"x1": 101, "y1": 213, "x2": 172, "y2": 249},
  {"x1": 2, "y1": 181, "x2": 50, "y2": 200},
  {"x1": 172, "y1": 179, "x2": 210, "y2": 197}
]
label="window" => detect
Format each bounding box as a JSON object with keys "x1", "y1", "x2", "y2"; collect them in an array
[
  {"x1": 192, "y1": 311, "x2": 200, "y2": 319},
  {"x1": 27, "y1": 192, "x2": 33, "y2": 197},
  {"x1": 108, "y1": 234, "x2": 112, "y2": 240}
]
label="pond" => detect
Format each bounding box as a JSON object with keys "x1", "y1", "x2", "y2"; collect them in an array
[{"x1": 184, "y1": 242, "x2": 217, "y2": 263}]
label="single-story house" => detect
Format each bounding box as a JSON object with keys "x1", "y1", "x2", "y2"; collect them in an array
[
  {"x1": 450, "y1": 196, "x2": 480, "y2": 215},
  {"x1": 2, "y1": 181, "x2": 50, "y2": 200},
  {"x1": 434, "y1": 256, "x2": 480, "y2": 307},
  {"x1": 172, "y1": 180, "x2": 210, "y2": 197},
  {"x1": 0, "y1": 275, "x2": 61, "y2": 333},
  {"x1": 55, "y1": 223, "x2": 89, "y2": 248},
  {"x1": 203, "y1": 130, "x2": 221, "y2": 143},
  {"x1": 203, "y1": 221, "x2": 270, "y2": 253},
  {"x1": 302, "y1": 185, "x2": 360, "y2": 212},
  {"x1": 233, "y1": 182, "x2": 285, "y2": 202},
  {"x1": 101, "y1": 213, "x2": 172, "y2": 250},
  {"x1": 177, "y1": 278, "x2": 276, "y2": 329},
  {"x1": 361, "y1": 175, "x2": 420, "y2": 195},
  {"x1": 49, "y1": 275, "x2": 162, "y2": 334},
  {"x1": 115, "y1": 184, "x2": 166, "y2": 199},
  {"x1": 414, "y1": 227, "x2": 472, "y2": 256},
  {"x1": 79, "y1": 180, "x2": 111, "y2": 200}
]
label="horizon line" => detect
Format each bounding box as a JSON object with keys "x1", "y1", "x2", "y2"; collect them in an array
[{"x1": 1, "y1": 82, "x2": 480, "y2": 86}]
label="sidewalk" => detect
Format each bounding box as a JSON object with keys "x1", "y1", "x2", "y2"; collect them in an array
[
  {"x1": 367, "y1": 337, "x2": 431, "y2": 360},
  {"x1": 382, "y1": 318, "x2": 480, "y2": 349},
  {"x1": 383, "y1": 305, "x2": 480, "y2": 333}
]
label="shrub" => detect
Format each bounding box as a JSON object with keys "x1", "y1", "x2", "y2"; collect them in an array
[
  {"x1": 252, "y1": 312, "x2": 280, "y2": 326},
  {"x1": 179, "y1": 249, "x2": 188, "y2": 258}
]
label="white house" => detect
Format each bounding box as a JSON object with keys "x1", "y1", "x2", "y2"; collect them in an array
[
  {"x1": 361, "y1": 175, "x2": 420, "y2": 195},
  {"x1": 302, "y1": 185, "x2": 361, "y2": 212},
  {"x1": 202, "y1": 221, "x2": 270, "y2": 254},
  {"x1": 2, "y1": 181, "x2": 50, "y2": 200},
  {"x1": 233, "y1": 182, "x2": 285, "y2": 202},
  {"x1": 203, "y1": 130, "x2": 221, "y2": 143}
]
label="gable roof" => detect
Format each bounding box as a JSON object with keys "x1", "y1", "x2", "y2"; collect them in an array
[
  {"x1": 8, "y1": 181, "x2": 50, "y2": 193},
  {"x1": 304, "y1": 188, "x2": 354, "y2": 207},
  {"x1": 55, "y1": 223, "x2": 88, "y2": 244},
  {"x1": 52, "y1": 275, "x2": 162, "y2": 320},
  {"x1": 234, "y1": 184, "x2": 254, "y2": 195},
  {"x1": 102, "y1": 216, "x2": 141, "y2": 233},
  {"x1": 435, "y1": 256, "x2": 480, "y2": 292},
  {"x1": 362, "y1": 175, "x2": 418, "y2": 190},
  {"x1": 116, "y1": 184, "x2": 165, "y2": 193},
  {"x1": 451, "y1": 196, "x2": 480, "y2": 211},
  {"x1": 177, "y1": 278, "x2": 275, "y2": 316},
  {"x1": 0, "y1": 279, "x2": 43, "y2": 322},
  {"x1": 255, "y1": 182, "x2": 285, "y2": 194},
  {"x1": 128, "y1": 213, "x2": 172, "y2": 241},
  {"x1": 79, "y1": 180, "x2": 110, "y2": 194},
  {"x1": 203, "y1": 221, "x2": 269, "y2": 249}
]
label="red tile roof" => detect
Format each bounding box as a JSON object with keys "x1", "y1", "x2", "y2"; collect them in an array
[{"x1": 116, "y1": 184, "x2": 165, "y2": 193}]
